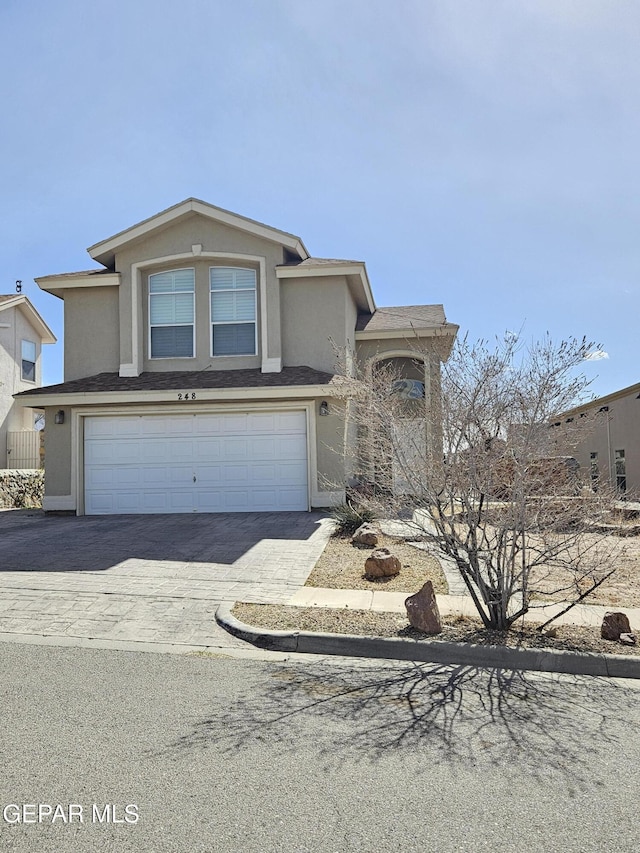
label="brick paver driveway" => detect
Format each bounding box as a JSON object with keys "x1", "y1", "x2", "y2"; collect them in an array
[{"x1": 0, "y1": 510, "x2": 332, "y2": 649}]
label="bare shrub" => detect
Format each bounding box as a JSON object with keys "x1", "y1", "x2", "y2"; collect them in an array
[{"x1": 333, "y1": 333, "x2": 621, "y2": 631}]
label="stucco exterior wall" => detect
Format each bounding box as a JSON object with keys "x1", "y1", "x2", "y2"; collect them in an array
[
  {"x1": 280, "y1": 276, "x2": 353, "y2": 373},
  {"x1": 572, "y1": 391, "x2": 640, "y2": 497},
  {"x1": 313, "y1": 397, "x2": 347, "y2": 500},
  {"x1": 42, "y1": 407, "x2": 72, "y2": 497},
  {"x1": 356, "y1": 336, "x2": 439, "y2": 365},
  {"x1": 0, "y1": 305, "x2": 42, "y2": 467},
  {"x1": 114, "y1": 215, "x2": 285, "y2": 373},
  {"x1": 63, "y1": 287, "x2": 120, "y2": 381}
]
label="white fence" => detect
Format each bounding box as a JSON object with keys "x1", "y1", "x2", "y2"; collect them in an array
[{"x1": 6, "y1": 431, "x2": 42, "y2": 469}]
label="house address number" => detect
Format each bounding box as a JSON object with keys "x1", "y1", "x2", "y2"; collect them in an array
[{"x1": 177, "y1": 393, "x2": 196, "y2": 400}]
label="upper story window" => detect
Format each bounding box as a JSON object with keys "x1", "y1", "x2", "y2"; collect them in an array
[
  {"x1": 210, "y1": 267, "x2": 257, "y2": 357},
  {"x1": 21, "y1": 340, "x2": 36, "y2": 381},
  {"x1": 149, "y1": 269, "x2": 195, "y2": 359}
]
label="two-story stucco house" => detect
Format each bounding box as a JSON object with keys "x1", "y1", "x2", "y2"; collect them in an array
[
  {"x1": 1, "y1": 294, "x2": 56, "y2": 468},
  {"x1": 17, "y1": 199, "x2": 457, "y2": 515}
]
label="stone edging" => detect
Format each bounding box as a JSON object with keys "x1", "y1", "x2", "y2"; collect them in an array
[{"x1": 215, "y1": 602, "x2": 640, "y2": 680}]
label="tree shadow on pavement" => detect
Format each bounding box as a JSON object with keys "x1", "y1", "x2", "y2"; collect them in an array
[{"x1": 166, "y1": 660, "x2": 635, "y2": 790}]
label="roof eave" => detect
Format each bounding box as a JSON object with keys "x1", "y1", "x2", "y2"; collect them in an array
[
  {"x1": 88, "y1": 198, "x2": 310, "y2": 267},
  {"x1": 14, "y1": 383, "x2": 337, "y2": 407},
  {"x1": 276, "y1": 262, "x2": 375, "y2": 312},
  {"x1": 355, "y1": 324, "x2": 459, "y2": 340},
  {"x1": 35, "y1": 271, "x2": 121, "y2": 299}
]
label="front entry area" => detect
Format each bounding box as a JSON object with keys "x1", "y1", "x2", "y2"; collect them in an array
[{"x1": 84, "y1": 410, "x2": 308, "y2": 514}]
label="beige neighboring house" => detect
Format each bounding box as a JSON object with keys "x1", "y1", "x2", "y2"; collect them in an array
[
  {"x1": 557, "y1": 381, "x2": 640, "y2": 498},
  {"x1": 16, "y1": 198, "x2": 457, "y2": 515},
  {"x1": 0, "y1": 294, "x2": 56, "y2": 468}
]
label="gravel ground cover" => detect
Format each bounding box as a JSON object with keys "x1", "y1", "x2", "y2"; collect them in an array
[
  {"x1": 233, "y1": 603, "x2": 640, "y2": 657},
  {"x1": 243, "y1": 523, "x2": 640, "y2": 658},
  {"x1": 304, "y1": 533, "x2": 447, "y2": 594}
]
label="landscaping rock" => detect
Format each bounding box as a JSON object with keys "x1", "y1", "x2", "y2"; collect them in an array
[
  {"x1": 601, "y1": 611, "x2": 632, "y2": 641},
  {"x1": 351, "y1": 523, "x2": 379, "y2": 547},
  {"x1": 0, "y1": 470, "x2": 44, "y2": 508},
  {"x1": 364, "y1": 548, "x2": 401, "y2": 578},
  {"x1": 405, "y1": 581, "x2": 442, "y2": 635},
  {"x1": 619, "y1": 633, "x2": 637, "y2": 646}
]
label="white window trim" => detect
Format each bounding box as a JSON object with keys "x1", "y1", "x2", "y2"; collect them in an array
[
  {"x1": 122, "y1": 251, "x2": 274, "y2": 377},
  {"x1": 148, "y1": 268, "x2": 196, "y2": 360},
  {"x1": 209, "y1": 266, "x2": 258, "y2": 358},
  {"x1": 21, "y1": 339, "x2": 37, "y2": 383}
]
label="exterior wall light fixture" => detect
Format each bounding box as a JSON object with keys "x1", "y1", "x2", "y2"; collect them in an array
[
  {"x1": 54, "y1": 410, "x2": 65, "y2": 425},
  {"x1": 319, "y1": 401, "x2": 329, "y2": 417}
]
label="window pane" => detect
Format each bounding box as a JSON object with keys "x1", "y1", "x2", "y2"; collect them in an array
[
  {"x1": 211, "y1": 290, "x2": 255, "y2": 323},
  {"x1": 173, "y1": 293, "x2": 194, "y2": 323},
  {"x1": 212, "y1": 323, "x2": 256, "y2": 356},
  {"x1": 235, "y1": 290, "x2": 256, "y2": 321},
  {"x1": 210, "y1": 267, "x2": 256, "y2": 291},
  {"x1": 211, "y1": 291, "x2": 235, "y2": 322},
  {"x1": 150, "y1": 269, "x2": 194, "y2": 293},
  {"x1": 151, "y1": 325, "x2": 193, "y2": 358},
  {"x1": 150, "y1": 293, "x2": 193, "y2": 325},
  {"x1": 210, "y1": 268, "x2": 235, "y2": 291},
  {"x1": 22, "y1": 340, "x2": 36, "y2": 361},
  {"x1": 22, "y1": 359, "x2": 35, "y2": 381}
]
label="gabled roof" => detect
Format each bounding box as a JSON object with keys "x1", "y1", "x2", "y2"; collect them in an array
[
  {"x1": 0, "y1": 295, "x2": 56, "y2": 343},
  {"x1": 88, "y1": 198, "x2": 310, "y2": 268}
]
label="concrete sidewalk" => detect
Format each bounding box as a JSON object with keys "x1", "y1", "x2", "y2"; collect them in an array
[{"x1": 289, "y1": 586, "x2": 640, "y2": 629}]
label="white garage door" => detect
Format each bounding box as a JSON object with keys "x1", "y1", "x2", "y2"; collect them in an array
[{"x1": 84, "y1": 411, "x2": 308, "y2": 515}]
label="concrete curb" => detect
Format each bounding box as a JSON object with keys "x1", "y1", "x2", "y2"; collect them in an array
[{"x1": 215, "y1": 602, "x2": 640, "y2": 679}]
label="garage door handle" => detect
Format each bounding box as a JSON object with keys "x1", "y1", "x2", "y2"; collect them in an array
[{"x1": 193, "y1": 475, "x2": 197, "y2": 483}]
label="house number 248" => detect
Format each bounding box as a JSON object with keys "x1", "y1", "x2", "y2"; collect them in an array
[{"x1": 177, "y1": 393, "x2": 196, "y2": 400}]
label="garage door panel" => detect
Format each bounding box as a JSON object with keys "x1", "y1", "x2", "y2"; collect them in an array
[
  {"x1": 194, "y1": 437, "x2": 222, "y2": 461},
  {"x1": 222, "y1": 415, "x2": 248, "y2": 434},
  {"x1": 85, "y1": 417, "x2": 142, "y2": 439},
  {"x1": 194, "y1": 415, "x2": 224, "y2": 435},
  {"x1": 274, "y1": 412, "x2": 306, "y2": 432},
  {"x1": 84, "y1": 411, "x2": 309, "y2": 515},
  {"x1": 139, "y1": 440, "x2": 172, "y2": 463},
  {"x1": 276, "y1": 435, "x2": 307, "y2": 458},
  {"x1": 193, "y1": 491, "x2": 225, "y2": 512},
  {"x1": 222, "y1": 438, "x2": 250, "y2": 460},
  {"x1": 276, "y1": 461, "x2": 309, "y2": 484},
  {"x1": 221, "y1": 464, "x2": 249, "y2": 484}
]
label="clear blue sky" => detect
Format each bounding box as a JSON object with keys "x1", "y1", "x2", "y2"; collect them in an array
[{"x1": 1, "y1": 0, "x2": 638, "y2": 396}]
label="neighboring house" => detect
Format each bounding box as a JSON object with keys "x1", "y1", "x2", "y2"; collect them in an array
[
  {"x1": 0, "y1": 294, "x2": 56, "y2": 468},
  {"x1": 16, "y1": 199, "x2": 457, "y2": 515},
  {"x1": 556, "y1": 382, "x2": 640, "y2": 498}
]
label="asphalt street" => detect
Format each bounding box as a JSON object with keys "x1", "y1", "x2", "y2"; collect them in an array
[{"x1": 1, "y1": 642, "x2": 639, "y2": 853}]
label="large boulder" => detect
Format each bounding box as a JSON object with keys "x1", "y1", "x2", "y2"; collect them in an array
[
  {"x1": 364, "y1": 548, "x2": 401, "y2": 578},
  {"x1": 405, "y1": 581, "x2": 442, "y2": 635},
  {"x1": 351, "y1": 523, "x2": 379, "y2": 547},
  {"x1": 601, "y1": 611, "x2": 632, "y2": 641}
]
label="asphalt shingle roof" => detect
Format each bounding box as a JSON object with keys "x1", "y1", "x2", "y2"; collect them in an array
[
  {"x1": 16, "y1": 366, "x2": 337, "y2": 396},
  {"x1": 356, "y1": 305, "x2": 448, "y2": 332}
]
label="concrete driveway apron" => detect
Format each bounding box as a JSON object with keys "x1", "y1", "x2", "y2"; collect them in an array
[{"x1": 0, "y1": 510, "x2": 332, "y2": 649}]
